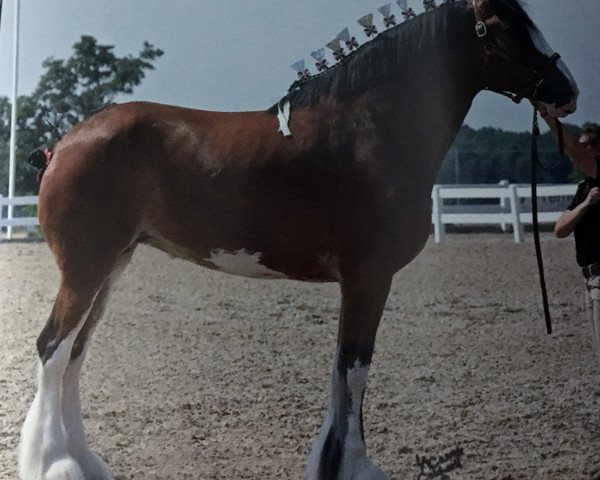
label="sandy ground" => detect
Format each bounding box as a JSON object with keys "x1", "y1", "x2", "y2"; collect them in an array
[{"x1": 1, "y1": 234, "x2": 599, "y2": 480}]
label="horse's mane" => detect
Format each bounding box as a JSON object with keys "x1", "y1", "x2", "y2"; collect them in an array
[{"x1": 267, "y1": 0, "x2": 537, "y2": 114}]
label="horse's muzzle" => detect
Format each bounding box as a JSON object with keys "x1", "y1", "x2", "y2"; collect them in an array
[{"x1": 542, "y1": 96, "x2": 578, "y2": 118}]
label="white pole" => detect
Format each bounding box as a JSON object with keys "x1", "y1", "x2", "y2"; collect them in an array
[
  {"x1": 509, "y1": 184, "x2": 524, "y2": 243},
  {"x1": 7, "y1": 0, "x2": 20, "y2": 240},
  {"x1": 0, "y1": 194, "x2": 3, "y2": 240},
  {"x1": 431, "y1": 185, "x2": 445, "y2": 243}
]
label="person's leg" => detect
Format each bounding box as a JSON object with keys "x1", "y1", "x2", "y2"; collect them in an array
[{"x1": 586, "y1": 275, "x2": 600, "y2": 359}]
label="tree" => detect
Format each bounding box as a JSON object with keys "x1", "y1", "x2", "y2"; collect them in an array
[
  {"x1": 0, "y1": 35, "x2": 163, "y2": 195},
  {"x1": 436, "y1": 124, "x2": 578, "y2": 185}
]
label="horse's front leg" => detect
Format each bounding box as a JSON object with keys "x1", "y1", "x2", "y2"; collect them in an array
[{"x1": 307, "y1": 272, "x2": 392, "y2": 480}]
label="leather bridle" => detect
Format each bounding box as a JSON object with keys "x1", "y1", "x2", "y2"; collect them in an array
[{"x1": 471, "y1": 0, "x2": 561, "y2": 104}]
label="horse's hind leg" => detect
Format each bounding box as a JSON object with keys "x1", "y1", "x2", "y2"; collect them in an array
[
  {"x1": 20, "y1": 284, "x2": 100, "y2": 480},
  {"x1": 19, "y1": 249, "x2": 133, "y2": 480},
  {"x1": 307, "y1": 272, "x2": 392, "y2": 480},
  {"x1": 62, "y1": 249, "x2": 135, "y2": 479}
]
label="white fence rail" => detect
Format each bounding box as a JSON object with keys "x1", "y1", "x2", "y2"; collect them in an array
[{"x1": 0, "y1": 184, "x2": 578, "y2": 243}]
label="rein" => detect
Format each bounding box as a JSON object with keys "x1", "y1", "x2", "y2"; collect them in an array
[
  {"x1": 530, "y1": 108, "x2": 552, "y2": 335},
  {"x1": 530, "y1": 112, "x2": 566, "y2": 336}
]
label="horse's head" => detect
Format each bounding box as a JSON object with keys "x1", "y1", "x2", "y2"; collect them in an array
[{"x1": 471, "y1": 0, "x2": 578, "y2": 117}]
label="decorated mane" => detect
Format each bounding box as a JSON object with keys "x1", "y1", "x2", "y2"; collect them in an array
[{"x1": 268, "y1": 0, "x2": 537, "y2": 114}]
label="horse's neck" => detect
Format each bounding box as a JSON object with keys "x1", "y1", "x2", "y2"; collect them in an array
[
  {"x1": 350, "y1": 19, "x2": 481, "y2": 188},
  {"x1": 343, "y1": 83, "x2": 476, "y2": 193}
]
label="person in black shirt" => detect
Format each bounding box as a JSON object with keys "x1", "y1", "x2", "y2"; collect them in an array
[{"x1": 546, "y1": 113, "x2": 600, "y2": 353}]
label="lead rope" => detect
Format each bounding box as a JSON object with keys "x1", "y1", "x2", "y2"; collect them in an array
[
  {"x1": 555, "y1": 117, "x2": 565, "y2": 156},
  {"x1": 531, "y1": 107, "x2": 553, "y2": 334}
]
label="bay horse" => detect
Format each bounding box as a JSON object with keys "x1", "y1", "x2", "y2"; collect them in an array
[{"x1": 19, "y1": 1, "x2": 578, "y2": 479}]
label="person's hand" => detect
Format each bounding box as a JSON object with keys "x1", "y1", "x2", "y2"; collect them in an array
[
  {"x1": 584, "y1": 187, "x2": 600, "y2": 207},
  {"x1": 536, "y1": 102, "x2": 549, "y2": 118}
]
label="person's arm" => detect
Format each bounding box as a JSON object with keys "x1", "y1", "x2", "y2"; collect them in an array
[
  {"x1": 554, "y1": 186, "x2": 600, "y2": 238},
  {"x1": 540, "y1": 110, "x2": 598, "y2": 178}
]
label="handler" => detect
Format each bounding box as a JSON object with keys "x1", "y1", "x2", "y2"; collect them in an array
[{"x1": 544, "y1": 110, "x2": 600, "y2": 352}]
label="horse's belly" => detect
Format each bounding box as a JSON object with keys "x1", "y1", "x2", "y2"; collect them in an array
[{"x1": 140, "y1": 234, "x2": 339, "y2": 282}]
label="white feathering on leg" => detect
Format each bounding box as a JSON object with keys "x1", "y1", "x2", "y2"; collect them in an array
[
  {"x1": 19, "y1": 341, "x2": 85, "y2": 480},
  {"x1": 338, "y1": 362, "x2": 389, "y2": 480},
  {"x1": 62, "y1": 355, "x2": 113, "y2": 480},
  {"x1": 19, "y1": 301, "x2": 95, "y2": 480}
]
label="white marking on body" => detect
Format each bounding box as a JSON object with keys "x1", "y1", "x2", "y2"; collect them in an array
[{"x1": 207, "y1": 248, "x2": 288, "y2": 279}]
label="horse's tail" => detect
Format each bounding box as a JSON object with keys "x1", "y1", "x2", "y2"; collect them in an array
[{"x1": 27, "y1": 148, "x2": 54, "y2": 183}]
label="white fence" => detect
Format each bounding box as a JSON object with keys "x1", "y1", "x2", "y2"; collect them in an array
[
  {"x1": 0, "y1": 194, "x2": 40, "y2": 240},
  {"x1": 432, "y1": 183, "x2": 577, "y2": 243},
  {"x1": 0, "y1": 184, "x2": 578, "y2": 243}
]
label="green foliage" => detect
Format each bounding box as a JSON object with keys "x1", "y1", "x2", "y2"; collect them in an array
[
  {"x1": 437, "y1": 124, "x2": 579, "y2": 185},
  {"x1": 0, "y1": 36, "x2": 163, "y2": 196}
]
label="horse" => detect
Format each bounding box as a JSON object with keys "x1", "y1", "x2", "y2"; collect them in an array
[{"x1": 19, "y1": 1, "x2": 578, "y2": 479}]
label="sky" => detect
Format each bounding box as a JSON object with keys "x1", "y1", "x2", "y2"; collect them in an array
[{"x1": 0, "y1": 0, "x2": 599, "y2": 132}]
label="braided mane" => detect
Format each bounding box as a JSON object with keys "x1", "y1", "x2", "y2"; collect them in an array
[{"x1": 267, "y1": 0, "x2": 537, "y2": 113}]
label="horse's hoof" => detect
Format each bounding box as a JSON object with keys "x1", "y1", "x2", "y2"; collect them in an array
[
  {"x1": 44, "y1": 457, "x2": 86, "y2": 480},
  {"x1": 74, "y1": 451, "x2": 114, "y2": 480}
]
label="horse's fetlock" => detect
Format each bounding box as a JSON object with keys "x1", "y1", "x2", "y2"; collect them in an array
[{"x1": 72, "y1": 451, "x2": 114, "y2": 480}]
